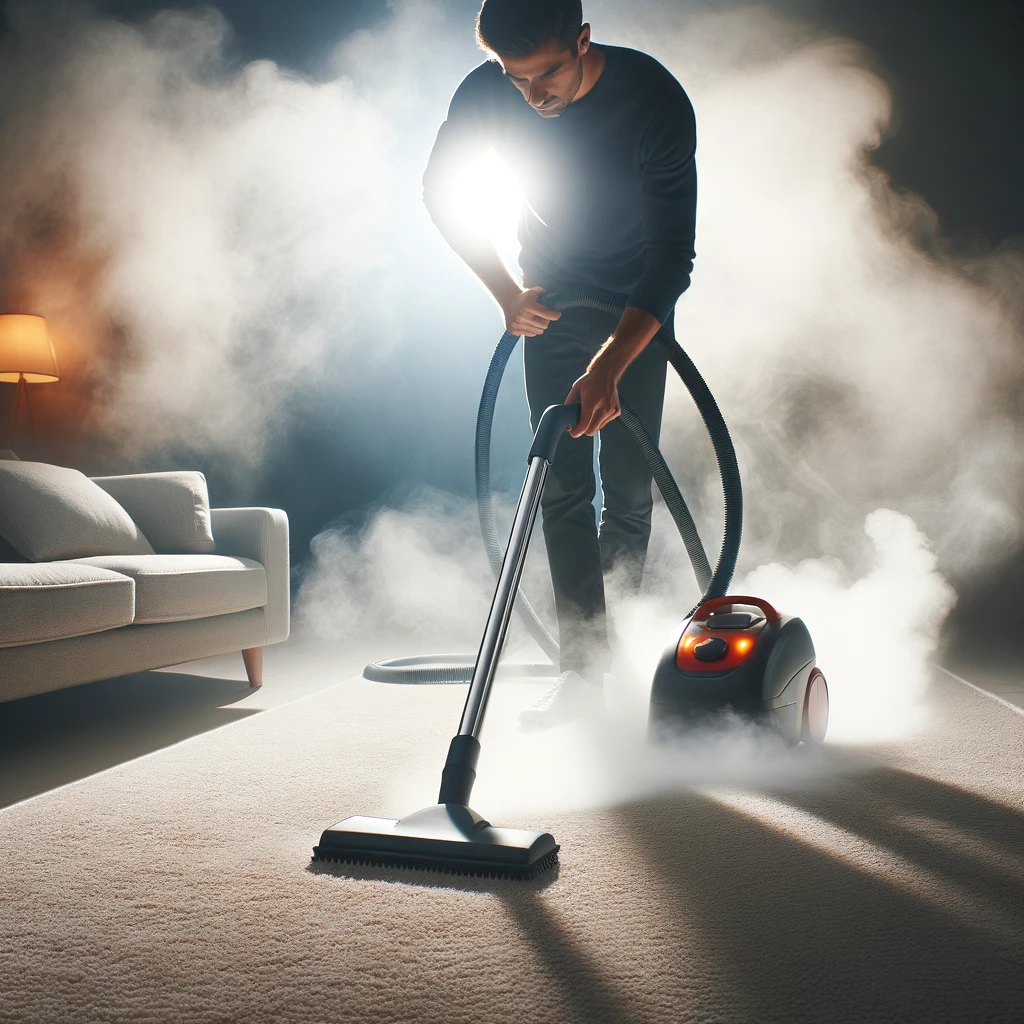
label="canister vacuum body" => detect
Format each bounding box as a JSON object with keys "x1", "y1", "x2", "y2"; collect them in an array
[{"x1": 650, "y1": 595, "x2": 829, "y2": 744}]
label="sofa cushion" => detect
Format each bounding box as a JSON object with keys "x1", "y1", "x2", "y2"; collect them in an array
[
  {"x1": 1, "y1": 455, "x2": 31, "y2": 559},
  {"x1": 62, "y1": 554, "x2": 267, "y2": 624},
  {"x1": 0, "y1": 461, "x2": 154, "y2": 561},
  {"x1": 0, "y1": 563, "x2": 136, "y2": 648},
  {"x1": 91, "y1": 472, "x2": 216, "y2": 554}
]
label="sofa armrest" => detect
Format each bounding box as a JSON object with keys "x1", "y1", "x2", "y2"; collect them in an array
[{"x1": 210, "y1": 507, "x2": 290, "y2": 645}]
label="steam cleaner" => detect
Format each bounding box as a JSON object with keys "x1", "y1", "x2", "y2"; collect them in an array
[{"x1": 313, "y1": 287, "x2": 829, "y2": 878}]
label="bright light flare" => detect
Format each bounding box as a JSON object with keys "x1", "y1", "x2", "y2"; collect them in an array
[{"x1": 449, "y1": 147, "x2": 524, "y2": 268}]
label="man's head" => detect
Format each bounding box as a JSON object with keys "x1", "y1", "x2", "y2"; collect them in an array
[{"x1": 476, "y1": 0, "x2": 591, "y2": 118}]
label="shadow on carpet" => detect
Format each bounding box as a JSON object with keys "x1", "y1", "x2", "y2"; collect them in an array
[
  {"x1": 616, "y1": 771, "x2": 1024, "y2": 1023},
  {"x1": 0, "y1": 671, "x2": 259, "y2": 808},
  {"x1": 308, "y1": 760, "x2": 1024, "y2": 1022}
]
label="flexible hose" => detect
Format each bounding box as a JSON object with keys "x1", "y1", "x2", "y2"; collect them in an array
[{"x1": 364, "y1": 287, "x2": 742, "y2": 683}]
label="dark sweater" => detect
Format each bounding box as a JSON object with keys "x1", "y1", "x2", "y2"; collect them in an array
[{"x1": 422, "y1": 44, "x2": 697, "y2": 324}]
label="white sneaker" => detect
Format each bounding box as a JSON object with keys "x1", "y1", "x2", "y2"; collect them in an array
[{"x1": 518, "y1": 670, "x2": 603, "y2": 730}]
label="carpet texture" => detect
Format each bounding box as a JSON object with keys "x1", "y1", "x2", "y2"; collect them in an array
[{"x1": 1, "y1": 668, "x2": 1022, "y2": 1024}]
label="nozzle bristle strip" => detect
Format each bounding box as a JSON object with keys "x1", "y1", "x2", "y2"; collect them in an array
[{"x1": 311, "y1": 847, "x2": 559, "y2": 881}]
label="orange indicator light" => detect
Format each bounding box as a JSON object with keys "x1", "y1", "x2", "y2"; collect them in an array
[{"x1": 736, "y1": 639, "x2": 751, "y2": 653}]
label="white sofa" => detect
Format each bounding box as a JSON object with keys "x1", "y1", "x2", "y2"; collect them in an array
[{"x1": 0, "y1": 452, "x2": 289, "y2": 704}]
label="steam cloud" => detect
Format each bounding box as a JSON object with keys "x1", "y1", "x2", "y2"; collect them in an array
[
  {"x1": 1, "y1": 1, "x2": 1020, "y2": 746},
  {"x1": 629, "y1": 11, "x2": 1024, "y2": 580},
  {"x1": 0, "y1": 0, "x2": 434, "y2": 462},
  {"x1": 295, "y1": 490, "x2": 500, "y2": 652}
]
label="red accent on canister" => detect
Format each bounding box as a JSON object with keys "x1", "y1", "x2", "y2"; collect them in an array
[
  {"x1": 674, "y1": 596, "x2": 775, "y2": 673},
  {"x1": 693, "y1": 595, "x2": 781, "y2": 626}
]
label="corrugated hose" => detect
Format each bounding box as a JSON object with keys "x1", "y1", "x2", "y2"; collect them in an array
[{"x1": 364, "y1": 286, "x2": 742, "y2": 683}]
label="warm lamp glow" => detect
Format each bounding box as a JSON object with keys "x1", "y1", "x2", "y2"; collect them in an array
[{"x1": 0, "y1": 315, "x2": 59, "y2": 383}]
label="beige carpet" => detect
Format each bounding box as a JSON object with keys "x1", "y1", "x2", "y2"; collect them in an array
[{"x1": 1, "y1": 667, "x2": 1022, "y2": 1024}]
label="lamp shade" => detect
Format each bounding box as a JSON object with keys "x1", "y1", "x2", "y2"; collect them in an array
[{"x1": 0, "y1": 315, "x2": 59, "y2": 383}]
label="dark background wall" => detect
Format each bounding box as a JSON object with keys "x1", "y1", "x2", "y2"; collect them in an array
[{"x1": 818, "y1": 0, "x2": 1023, "y2": 243}]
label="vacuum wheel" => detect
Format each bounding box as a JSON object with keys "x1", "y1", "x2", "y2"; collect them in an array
[{"x1": 801, "y1": 668, "x2": 829, "y2": 745}]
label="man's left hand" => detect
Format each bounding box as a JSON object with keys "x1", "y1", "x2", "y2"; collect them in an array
[{"x1": 565, "y1": 363, "x2": 622, "y2": 438}]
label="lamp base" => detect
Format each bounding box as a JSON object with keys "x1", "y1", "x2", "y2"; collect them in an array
[{"x1": 6, "y1": 374, "x2": 35, "y2": 450}]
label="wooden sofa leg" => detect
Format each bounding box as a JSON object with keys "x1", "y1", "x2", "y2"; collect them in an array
[{"x1": 242, "y1": 647, "x2": 264, "y2": 688}]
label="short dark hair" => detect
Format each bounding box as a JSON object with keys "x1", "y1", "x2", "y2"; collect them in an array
[{"x1": 476, "y1": 0, "x2": 584, "y2": 59}]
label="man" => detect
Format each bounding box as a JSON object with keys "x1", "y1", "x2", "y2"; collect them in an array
[{"x1": 422, "y1": 0, "x2": 697, "y2": 726}]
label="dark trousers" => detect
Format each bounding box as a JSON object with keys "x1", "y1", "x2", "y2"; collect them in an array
[{"x1": 523, "y1": 302, "x2": 669, "y2": 679}]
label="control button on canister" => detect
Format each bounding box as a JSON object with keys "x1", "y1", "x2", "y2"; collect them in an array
[{"x1": 693, "y1": 637, "x2": 729, "y2": 662}]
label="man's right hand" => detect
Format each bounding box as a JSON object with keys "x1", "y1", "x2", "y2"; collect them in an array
[{"x1": 501, "y1": 286, "x2": 562, "y2": 337}]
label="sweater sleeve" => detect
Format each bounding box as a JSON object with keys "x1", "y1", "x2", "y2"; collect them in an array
[
  {"x1": 625, "y1": 89, "x2": 698, "y2": 324},
  {"x1": 422, "y1": 68, "x2": 493, "y2": 236}
]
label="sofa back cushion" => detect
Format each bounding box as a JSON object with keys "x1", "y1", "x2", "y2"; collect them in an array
[
  {"x1": 0, "y1": 535, "x2": 27, "y2": 563},
  {"x1": 0, "y1": 453, "x2": 26, "y2": 561},
  {"x1": 91, "y1": 472, "x2": 216, "y2": 554},
  {"x1": 0, "y1": 461, "x2": 154, "y2": 561}
]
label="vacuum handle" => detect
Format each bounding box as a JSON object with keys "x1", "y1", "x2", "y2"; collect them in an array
[
  {"x1": 456, "y1": 456, "x2": 550, "y2": 743},
  {"x1": 696, "y1": 595, "x2": 781, "y2": 626},
  {"x1": 528, "y1": 403, "x2": 582, "y2": 463}
]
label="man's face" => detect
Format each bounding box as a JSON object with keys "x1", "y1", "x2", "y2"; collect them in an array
[{"x1": 498, "y1": 28, "x2": 591, "y2": 118}]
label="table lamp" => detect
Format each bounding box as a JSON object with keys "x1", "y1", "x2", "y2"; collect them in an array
[{"x1": 0, "y1": 314, "x2": 59, "y2": 442}]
